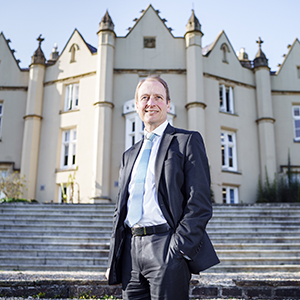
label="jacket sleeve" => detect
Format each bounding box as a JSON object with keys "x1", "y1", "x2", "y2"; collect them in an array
[
  {"x1": 173, "y1": 131, "x2": 212, "y2": 260},
  {"x1": 107, "y1": 151, "x2": 126, "y2": 267}
]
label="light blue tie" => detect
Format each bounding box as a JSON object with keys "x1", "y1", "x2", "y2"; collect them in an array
[{"x1": 127, "y1": 132, "x2": 156, "y2": 227}]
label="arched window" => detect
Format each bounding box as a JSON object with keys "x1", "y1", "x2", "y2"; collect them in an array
[
  {"x1": 69, "y1": 44, "x2": 79, "y2": 63},
  {"x1": 220, "y1": 43, "x2": 230, "y2": 63}
]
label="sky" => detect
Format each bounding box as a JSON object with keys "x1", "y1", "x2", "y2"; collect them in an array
[{"x1": 0, "y1": 0, "x2": 299, "y2": 71}]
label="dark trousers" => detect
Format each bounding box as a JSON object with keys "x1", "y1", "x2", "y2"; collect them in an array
[{"x1": 121, "y1": 228, "x2": 191, "y2": 300}]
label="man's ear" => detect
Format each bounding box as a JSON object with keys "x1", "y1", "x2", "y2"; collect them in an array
[{"x1": 167, "y1": 100, "x2": 171, "y2": 113}]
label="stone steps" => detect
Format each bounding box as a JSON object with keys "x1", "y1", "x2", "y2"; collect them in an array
[{"x1": 1, "y1": 202, "x2": 300, "y2": 273}]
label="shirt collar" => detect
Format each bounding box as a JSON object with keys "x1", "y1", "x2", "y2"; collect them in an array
[{"x1": 144, "y1": 120, "x2": 168, "y2": 138}]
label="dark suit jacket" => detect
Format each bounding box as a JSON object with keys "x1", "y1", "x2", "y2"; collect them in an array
[{"x1": 108, "y1": 124, "x2": 219, "y2": 285}]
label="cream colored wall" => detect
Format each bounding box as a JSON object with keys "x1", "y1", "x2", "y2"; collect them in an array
[
  {"x1": 36, "y1": 74, "x2": 97, "y2": 203},
  {"x1": 0, "y1": 34, "x2": 28, "y2": 86},
  {"x1": 271, "y1": 40, "x2": 300, "y2": 177},
  {"x1": 0, "y1": 91, "x2": 26, "y2": 169},
  {"x1": 271, "y1": 40, "x2": 300, "y2": 91},
  {"x1": 0, "y1": 34, "x2": 28, "y2": 170},
  {"x1": 35, "y1": 83, "x2": 61, "y2": 202},
  {"x1": 114, "y1": 7, "x2": 185, "y2": 70},
  {"x1": 44, "y1": 30, "x2": 97, "y2": 83},
  {"x1": 35, "y1": 29, "x2": 97, "y2": 203},
  {"x1": 204, "y1": 76, "x2": 260, "y2": 203},
  {"x1": 273, "y1": 94, "x2": 300, "y2": 171},
  {"x1": 203, "y1": 33, "x2": 254, "y2": 86}
]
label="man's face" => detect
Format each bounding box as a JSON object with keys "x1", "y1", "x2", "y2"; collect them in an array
[{"x1": 136, "y1": 80, "x2": 170, "y2": 132}]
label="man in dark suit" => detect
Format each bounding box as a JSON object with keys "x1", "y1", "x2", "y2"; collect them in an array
[{"x1": 106, "y1": 76, "x2": 219, "y2": 299}]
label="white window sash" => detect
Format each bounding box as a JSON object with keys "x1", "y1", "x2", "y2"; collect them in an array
[
  {"x1": 221, "y1": 131, "x2": 237, "y2": 171},
  {"x1": 58, "y1": 184, "x2": 70, "y2": 203},
  {"x1": 219, "y1": 85, "x2": 234, "y2": 114},
  {"x1": 293, "y1": 106, "x2": 300, "y2": 140},
  {"x1": 223, "y1": 186, "x2": 239, "y2": 204},
  {"x1": 61, "y1": 129, "x2": 77, "y2": 168},
  {"x1": 125, "y1": 114, "x2": 144, "y2": 150},
  {"x1": 0, "y1": 104, "x2": 3, "y2": 138},
  {"x1": 229, "y1": 86, "x2": 234, "y2": 113},
  {"x1": 64, "y1": 84, "x2": 79, "y2": 111},
  {"x1": 220, "y1": 84, "x2": 226, "y2": 112}
]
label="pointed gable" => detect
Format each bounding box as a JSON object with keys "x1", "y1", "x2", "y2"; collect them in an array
[
  {"x1": 125, "y1": 4, "x2": 174, "y2": 38},
  {"x1": 203, "y1": 30, "x2": 253, "y2": 83},
  {"x1": 272, "y1": 38, "x2": 300, "y2": 90},
  {"x1": 0, "y1": 32, "x2": 28, "y2": 86},
  {"x1": 45, "y1": 29, "x2": 97, "y2": 81},
  {"x1": 114, "y1": 5, "x2": 185, "y2": 69}
]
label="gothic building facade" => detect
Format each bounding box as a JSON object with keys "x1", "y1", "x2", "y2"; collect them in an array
[{"x1": 0, "y1": 5, "x2": 299, "y2": 204}]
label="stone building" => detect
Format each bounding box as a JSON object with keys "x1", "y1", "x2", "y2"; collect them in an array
[{"x1": 0, "y1": 5, "x2": 299, "y2": 204}]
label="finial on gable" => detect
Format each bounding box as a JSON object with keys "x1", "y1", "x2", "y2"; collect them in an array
[
  {"x1": 253, "y1": 37, "x2": 268, "y2": 68},
  {"x1": 186, "y1": 9, "x2": 202, "y2": 34},
  {"x1": 99, "y1": 10, "x2": 115, "y2": 32},
  {"x1": 31, "y1": 35, "x2": 46, "y2": 65}
]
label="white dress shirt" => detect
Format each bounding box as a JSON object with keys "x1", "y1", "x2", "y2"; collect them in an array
[{"x1": 125, "y1": 120, "x2": 168, "y2": 228}]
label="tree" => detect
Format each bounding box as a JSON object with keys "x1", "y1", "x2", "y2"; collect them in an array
[{"x1": 0, "y1": 172, "x2": 26, "y2": 200}]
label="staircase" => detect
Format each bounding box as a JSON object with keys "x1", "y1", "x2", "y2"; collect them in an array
[
  {"x1": 0, "y1": 203, "x2": 113, "y2": 272},
  {"x1": 0, "y1": 202, "x2": 300, "y2": 272},
  {"x1": 208, "y1": 203, "x2": 300, "y2": 272}
]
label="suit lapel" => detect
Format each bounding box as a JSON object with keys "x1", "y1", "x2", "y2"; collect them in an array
[
  {"x1": 119, "y1": 140, "x2": 143, "y2": 210},
  {"x1": 155, "y1": 124, "x2": 175, "y2": 191}
]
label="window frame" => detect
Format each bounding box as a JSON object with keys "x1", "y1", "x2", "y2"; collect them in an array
[
  {"x1": 222, "y1": 186, "x2": 239, "y2": 204},
  {"x1": 219, "y1": 84, "x2": 234, "y2": 114},
  {"x1": 221, "y1": 130, "x2": 237, "y2": 171},
  {"x1": 58, "y1": 184, "x2": 70, "y2": 203},
  {"x1": 0, "y1": 169, "x2": 7, "y2": 199},
  {"x1": 60, "y1": 128, "x2": 77, "y2": 169},
  {"x1": 124, "y1": 112, "x2": 174, "y2": 151},
  {"x1": 0, "y1": 103, "x2": 3, "y2": 138},
  {"x1": 64, "y1": 83, "x2": 79, "y2": 111},
  {"x1": 125, "y1": 113, "x2": 144, "y2": 150},
  {"x1": 292, "y1": 106, "x2": 300, "y2": 141}
]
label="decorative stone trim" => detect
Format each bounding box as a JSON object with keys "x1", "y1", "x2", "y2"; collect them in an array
[
  {"x1": 203, "y1": 73, "x2": 256, "y2": 89},
  {"x1": 256, "y1": 117, "x2": 276, "y2": 124},
  {"x1": 44, "y1": 71, "x2": 96, "y2": 87},
  {"x1": 0, "y1": 86, "x2": 27, "y2": 91},
  {"x1": 23, "y1": 114, "x2": 43, "y2": 120},
  {"x1": 93, "y1": 101, "x2": 114, "y2": 109},
  {"x1": 114, "y1": 69, "x2": 186, "y2": 75},
  {"x1": 222, "y1": 169, "x2": 242, "y2": 175},
  {"x1": 59, "y1": 108, "x2": 80, "y2": 115},
  {"x1": 272, "y1": 90, "x2": 300, "y2": 95},
  {"x1": 185, "y1": 102, "x2": 207, "y2": 110}
]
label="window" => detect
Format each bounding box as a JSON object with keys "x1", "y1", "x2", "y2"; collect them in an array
[
  {"x1": 219, "y1": 84, "x2": 234, "y2": 113},
  {"x1": 64, "y1": 84, "x2": 79, "y2": 111},
  {"x1": 0, "y1": 103, "x2": 3, "y2": 138},
  {"x1": 125, "y1": 114, "x2": 145, "y2": 150},
  {"x1": 220, "y1": 43, "x2": 230, "y2": 63},
  {"x1": 144, "y1": 37, "x2": 156, "y2": 48},
  {"x1": 297, "y1": 66, "x2": 300, "y2": 79},
  {"x1": 61, "y1": 129, "x2": 77, "y2": 168},
  {"x1": 293, "y1": 106, "x2": 300, "y2": 141},
  {"x1": 123, "y1": 99, "x2": 175, "y2": 150},
  {"x1": 222, "y1": 186, "x2": 239, "y2": 204},
  {"x1": 0, "y1": 170, "x2": 7, "y2": 199},
  {"x1": 58, "y1": 183, "x2": 70, "y2": 203},
  {"x1": 69, "y1": 44, "x2": 79, "y2": 63},
  {"x1": 221, "y1": 131, "x2": 237, "y2": 171}
]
